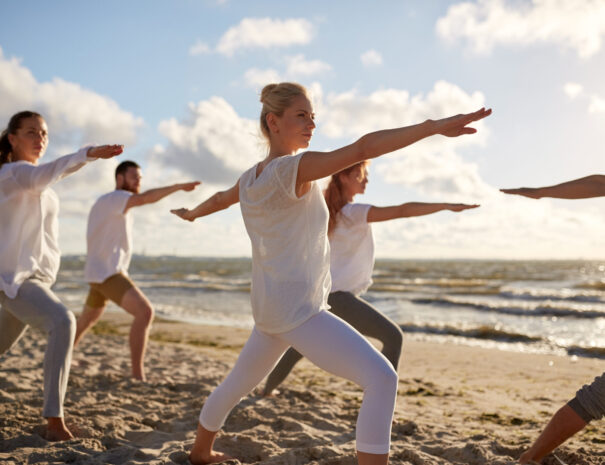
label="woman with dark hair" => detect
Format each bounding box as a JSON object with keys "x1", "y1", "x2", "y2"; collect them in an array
[
  {"x1": 173, "y1": 82, "x2": 490, "y2": 464},
  {"x1": 262, "y1": 160, "x2": 478, "y2": 396},
  {"x1": 0, "y1": 111, "x2": 123, "y2": 441}
]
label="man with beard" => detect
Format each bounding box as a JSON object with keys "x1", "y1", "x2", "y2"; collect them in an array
[{"x1": 75, "y1": 160, "x2": 199, "y2": 381}]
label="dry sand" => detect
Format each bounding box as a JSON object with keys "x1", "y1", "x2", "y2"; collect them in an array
[{"x1": 1, "y1": 312, "x2": 604, "y2": 464}]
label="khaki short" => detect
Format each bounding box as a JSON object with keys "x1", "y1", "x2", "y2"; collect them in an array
[{"x1": 85, "y1": 273, "x2": 135, "y2": 308}]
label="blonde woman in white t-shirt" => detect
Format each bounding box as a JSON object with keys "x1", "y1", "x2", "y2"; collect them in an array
[
  {"x1": 0, "y1": 111, "x2": 123, "y2": 441},
  {"x1": 262, "y1": 160, "x2": 478, "y2": 396},
  {"x1": 172, "y1": 82, "x2": 491, "y2": 465}
]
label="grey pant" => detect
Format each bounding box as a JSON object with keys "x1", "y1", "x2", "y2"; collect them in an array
[
  {"x1": 568, "y1": 371, "x2": 605, "y2": 423},
  {"x1": 0, "y1": 276, "x2": 75, "y2": 418},
  {"x1": 263, "y1": 291, "x2": 404, "y2": 395}
]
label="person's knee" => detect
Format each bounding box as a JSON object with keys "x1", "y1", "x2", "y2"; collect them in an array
[
  {"x1": 136, "y1": 303, "x2": 154, "y2": 327},
  {"x1": 52, "y1": 310, "x2": 76, "y2": 340},
  {"x1": 386, "y1": 325, "x2": 404, "y2": 351},
  {"x1": 369, "y1": 359, "x2": 398, "y2": 396}
]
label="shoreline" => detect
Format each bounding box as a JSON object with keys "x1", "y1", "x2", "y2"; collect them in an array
[{"x1": 1, "y1": 311, "x2": 603, "y2": 464}]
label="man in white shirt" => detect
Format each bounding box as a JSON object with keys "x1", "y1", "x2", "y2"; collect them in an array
[{"x1": 75, "y1": 160, "x2": 199, "y2": 380}]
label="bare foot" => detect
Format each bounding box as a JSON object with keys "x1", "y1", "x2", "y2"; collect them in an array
[
  {"x1": 518, "y1": 450, "x2": 541, "y2": 465},
  {"x1": 259, "y1": 387, "x2": 280, "y2": 397},
  {"x1": 45, "y1": 418, "x2": 74, "y2": 442},
  {"x1": 189, "y1": 450, "x2": 235, "y2": 464}
]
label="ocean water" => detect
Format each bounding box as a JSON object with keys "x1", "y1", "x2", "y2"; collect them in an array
[{"x1": 56, "y1": 256, "x2": 605, "y2": 359}]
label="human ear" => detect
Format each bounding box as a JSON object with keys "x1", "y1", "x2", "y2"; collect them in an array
[{"x1": 266, "y1": 113, "x2": 280, "y2": 134}]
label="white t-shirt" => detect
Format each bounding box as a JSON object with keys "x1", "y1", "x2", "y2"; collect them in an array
[
  {"x1": 0, "y1": 148, "x2": 91, "y2": 298},
  {"x1": 84, "y1": 190, "x2": 133, "y2": 283},
  {"x1": 329, "y1": 203, "x2": 375, "y2": 295},
  {"x1": 239, "y1": 153, "x2": 331, "y2": 334}
]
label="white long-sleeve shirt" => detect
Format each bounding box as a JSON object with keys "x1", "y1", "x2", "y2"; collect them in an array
[{"x1": 0, "y1": 148, "x2": 92, "y2": 298}]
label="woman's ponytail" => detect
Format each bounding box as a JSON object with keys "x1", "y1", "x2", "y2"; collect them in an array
[{"x1": 324, "y1": 161, "x2": 369, "y2": 236}]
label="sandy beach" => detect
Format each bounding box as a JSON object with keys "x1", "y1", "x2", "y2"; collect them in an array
[{"x1": 1, "y1": 312, "x2": 603, "y2": 465}]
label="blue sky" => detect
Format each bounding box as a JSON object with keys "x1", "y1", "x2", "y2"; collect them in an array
[{"x1": 2, "y1": 0, "x2": 605, "y2": 258}]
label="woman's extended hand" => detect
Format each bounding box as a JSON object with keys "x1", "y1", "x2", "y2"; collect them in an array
[
  {"x1": 171, "y1": 208, "x2": 195, "y2": 221},
  {"x1": 179, "y1": 181, "x2": 202, "y2": 192},
  {"x1": 500, "y1": 188, "x2": 542, "y2": 199},
  {"x1": 87, "y1": 145, "x2": 124, "y2": 159},
  {"x1": 434, "y1": 108, "x2": 492, "y2": 137},
  {"x1": 447, "y1": 203, "x2": 480, "y2": 212}
]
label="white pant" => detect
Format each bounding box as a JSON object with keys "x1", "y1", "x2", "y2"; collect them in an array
[
  {"x1": 199, "y1": 311, "x2": 398, "y2": 454},
  {"x1": 0, "y1": 276, "x2": 75, "y2": 418}
]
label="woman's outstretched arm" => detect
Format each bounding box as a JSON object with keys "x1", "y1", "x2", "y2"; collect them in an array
[
  {"x1": 297, "y1": 107, "x2": 491, "y2": 187},
  {"x1": 11, "y1": 145, "x2": 123, "y2": 190},
  {"x1": 367, "y1": 202, "x2": 479, "y2": 223},
  {"x1": 171, "y1": 181, "x2": 239, "y2": 222},
  {"x1": 501, "y1": 175, "x2": 605, "y2": 200}
]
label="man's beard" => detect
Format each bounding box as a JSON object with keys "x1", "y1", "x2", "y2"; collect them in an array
[{"x1": 123, "y1": 181, "x2": 139, "y2": 193}]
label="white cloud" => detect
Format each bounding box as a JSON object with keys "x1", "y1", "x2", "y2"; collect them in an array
[
  {"x1": 243, "y1": 68, "x2": 282, "y2": 88},
  {"x1": 312, "y1": 81, "x2": 491, "y2": 202},
  {"x1": 285, "y1": 54, "x2": 331, "y2": 77},
  {"x1": 0, "y1": 47, "x2": 143, "y2": 149},
  {"x1": 318, "y1": 80, "x2": 487, "y2": 144},
  {"x1": 372, "y1": 195, "x2": 605, "y2": 259},
  {"x1": 376, "y1": 146, "x2": 494, "y2": 202},
  {"x1": 156, "y1": 97, "x2": 264, "y2": 184},
  {"x1": 437, "y1": 0, "x2": 605, "y2": 58},
  {"x1": 360, "y1": 49, "x2": 383, "y2": 67},
  {"x1": 561, "y1": 81, "x2": 605, "y2": 114},
  {"x1": 216, "y1": 18, "x2": 314, "y2": 56},
  {"x1": 563, "y1": 82, "x2": 584, "y2": 99},
  {"x1": 189, "y1": 39, "x2": 211, "y2": 56},
  {"x1": 588, "y1": 95, "x2": 605, "y2": 113},
  {"x1": 243, "y1": 55, "x2": 330, "y2": 90}
]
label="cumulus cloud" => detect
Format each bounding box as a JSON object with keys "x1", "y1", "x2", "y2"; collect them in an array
[
  {"x1": 156, "y1": 97, "x2": 264, "y2": 184},
  {"x1": 561, "y1": 81, "x2": 605, "y2": 114},
  {"x1": 318, "y1": 80, "x2": 487, "y2": 144},
  {"x1": 372, "y1": 195, "x2": 605, "y2": 259},
  {"x1": 243, "y1": 55, "x2": 330, "y2": 89},
  {"x1": 216, "y1": 18, "x2": 314, "y2": 56},
  {"x1": 563, "y1": 82, "x2": 584, "y2": 99},
  {"x1": 0, "y1": 47, "x2": 143, "y2": 149},
  {"x1": 189, "y1": 39, "x2": 211, "y2": 56},
  {"x1": 360, "y1": 49, "x2": 383, "y2": 67},
  {"x1": 310, "y1": 81, "x2": 492, "y2": 203},
  {"x1": 285, "y1": 54, "x2": 331, "y2": 76},
  {"x1": 437, "y1": 0, "x2": 605, "y2": 58},
  {"x1": 376, "y1": 146, "x2": 494, "y2": 201},
  {"x1": 243, "y1": 68, "x2": 283, "y2": 89},
  {"x1": 588, "y1": 95, "x2": 605, "y2": 113}
]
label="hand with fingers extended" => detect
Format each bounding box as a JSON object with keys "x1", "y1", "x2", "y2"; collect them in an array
[
  {"x1": 446, "y1": 203, "x2": 480, "y2": 212},
  {"x1": 434, "y1": 108, "x2": 492, "y2": 138},
  {"x1": 500, "y1": 188, "x2": 542, "y2": 199},
  {"x1": 87, "y1": 145, "x2": 124, "y2": 159},
  {"x1": 179, "y1": 181, "x2": 201, "y2": 192},
  {"x1": 171, "y1": 208, "x2": 196, "y2": 222}
]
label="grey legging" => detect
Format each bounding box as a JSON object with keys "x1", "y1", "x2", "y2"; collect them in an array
[
  {"x1": 0, "y1": 275, "x2": 75, "y2": 418},
  {"x1": 262, "y1": 291, "x2": 403, "y2": 395},
  {"x1": 567, "y1": 371, "x2": 605, "y2": 423}
]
